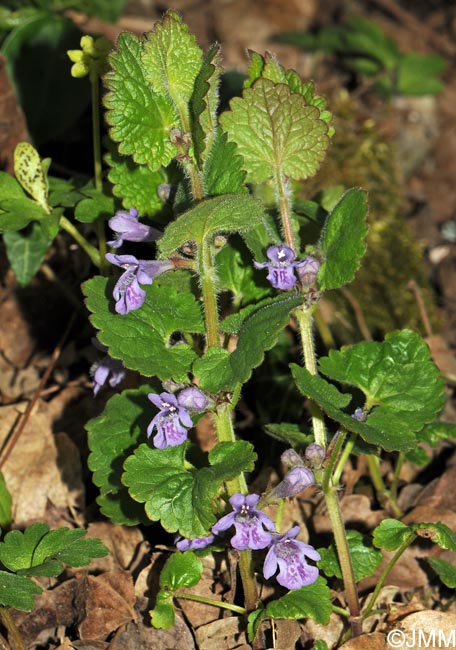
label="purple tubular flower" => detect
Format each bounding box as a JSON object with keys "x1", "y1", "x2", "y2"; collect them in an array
[
  {"x1": 177, "y1": 387, "x2": 208, "y2": 412},
  {"x1": 254, "y1": 244, "x2": 298, "y2": 290},
  {"x1": 107, "y1": 208, "x2": 161, "y2": 248},
  {"x1": 270, "y1": 466, "x2": 314, "y2": 500},
  {"x1": 175, "y1": 534, "x2": 215, "y2": 552},
  {"x1": 212, "y1": 493, "x2": 276, "y2": 550},
  {"x1": 263, "y1": 526, "x2": 321, "y2": 590},
  {"x1": 147, "y1": 392, "x2": 193, "y2": 449},
  {"x1": 106, "y1": 253, "x2": 173, "y2": 315},
  {"x1": 92, "y1": 355, "x2": 126, "y2": 395}
]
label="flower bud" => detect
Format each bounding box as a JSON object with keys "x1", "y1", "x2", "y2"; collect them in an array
[
  {"x1": 296, "y1": 256, "x2": 320, "y2": 288},
  {"x1": 177, "y1": 386, "x2": 208, "y2": 412},
  {"x1": 305, "y1": 443, "x2": 325, "y2": 468},
  {"x1": 270, "y1": 466, "x2": 315, "y2": 500},
  {"x1": 280, "y1": 448, "x2": 304, "y2": 468}
]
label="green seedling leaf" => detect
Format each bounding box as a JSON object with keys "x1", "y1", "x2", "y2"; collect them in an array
[
  {"x1": 417, "y1": 422, "x2": 456, "y2": 447},
  {"x1": 0, "y1": 170, "x2": 26, "y2": 201},
  {"x1": 3, "y1": 221, "x2": 52, "y2": 286},
  {"x1": 397, "y1": 52, "x2": 445, "y2": 96},
  {"x1": 194, "y1": 294, "x2": 304, "y2": 393},
  {"x1": 220, "y1": 78, "x2": 330, "y2": 184},
  {"x1": 141, "y1": 11, "x2": 202, "y2": 122},
  {"x1": 14, "y1": 142, "x2": 49, "y2": 212},
  {"x1": 159, "y1": 550, "x2": 203, "y2": 590},
  {"x1": 105, "y1": 146, "x2": 166, "y2": 214},
  {"x1": 319, "y1": 330, "x2": 445, "y2": 434},
  {"x1": 0, "y1": 472, "x2": 12, "y2": 528},
  {"x1": 314, "y1": 642, "x2": 329, "y2": 650},
  {"x1": 0, "y1": 571, "x2": 42, "y2": 611},
  {"x1": 318, "y1": 531, "x2": 382, "y2": 582},
  {"x1": 74, "y1": 188, "x2": 116, "y2": 223},
  {"x1": 0, "y1": 522, "x2": 108, "y2": 577},
  {"x1": 290, "y1": 364, "x2": 416, "y2": 451},
  {"x1": 83, "y1": 276, "x2": 204, "y2": 382},
  {"x1": 318, "y1": 188, "x2": 368, "y2": 290},
  {"x1": 87, "y1": 386, "x2": 154, "y2": 525},
  {"x1": 413, "y1": 522, "x2": 456, "y2": 551},
  {"x1": 104, "y1": 32, "x2": 178, "y2": 169},
  {"x1": 0, "y1": 196, "x2": 48, "y2": 231},
  {"x1": 190, "y1": 44, "x2": 222, "y2": 165},
  {"x1": 47, "y1": 176, "x2": 84, "y2": 208},
  {"x1": 203, "y1": 128, "x2": 247, "y2": 196},
  {"x1": 427, "y1": 558, "x2": 456, "y2": 589},
  {"x1": 158, "y1": 194, "x2": 266, "y2": 257},
  {"x1": 264, "y1": 576, "x2": 332, "y2": 624},
  {"x1": 151, "y1": 590, "x2": 175, "y2": 629},
  {"x1": 373, "y1": 519, "x2": 414, "y2": 551},
  {"x1": 123, "y1": 441, "x2": 256, "y2": 538}
]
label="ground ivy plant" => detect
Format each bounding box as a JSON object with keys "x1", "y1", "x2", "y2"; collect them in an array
[{"x1": 1, "y1": 9, "x2": 455, "y2": 647}]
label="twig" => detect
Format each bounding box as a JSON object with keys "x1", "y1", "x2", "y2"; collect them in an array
[
  {"x1": 340, "y1": 287, "x2": 373, "y2": 341},
  {"x1": 407, "y1": 279, "x2": 433, "y2": 337},
  {"x1": 0, "y1": 313, "x2": 77, "y2": 470}
]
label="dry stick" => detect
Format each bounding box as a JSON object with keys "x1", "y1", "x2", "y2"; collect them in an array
[
  {"x1": 0, "y1": 312, "x2": 77, "y2": 471},
  {"x1": 370, "y1": 0, "x2": 456, "y2": 58},
  {"x1": 340, "y1": 287, "x2": 373, "y2": 341},
  {"x1": 407, "y1": 279, "x2": 433, "y2": 337}
]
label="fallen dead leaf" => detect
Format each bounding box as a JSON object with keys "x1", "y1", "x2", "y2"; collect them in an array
[
  {"x1": 108, "y1": 616, "x2": 195, "y2": 650},
  {"x1": 304, "y1": 612, "x2": 344, "y2": 649},
  {"x1": 339, "y1": 632, "x2": 386, "y2": 649},
  {"x1": 85, "y1": 522, "x2": 146, "y2": 573},
  {"x1": 78, "y1": 571, "x2": 136, "y2": 641},
  {"x1": 194, "y1": 616, "x2": 248, "y2": 650},
  {"x1": 386, "y1": 610, "x2": 456, "y2": 650}
]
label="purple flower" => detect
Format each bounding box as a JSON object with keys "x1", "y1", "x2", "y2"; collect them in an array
[
  {"x1": 175, "y1": 534, "x2": 215, "y2": 552},
  {"x1": 254, "y1": 245, "x2": 298, "y2": 290},
  {"x1": 212, "y1": 493, "x2": 276, "y2": 550},
  {"x1": 147, "y1": 391, "x2": 193, "y2": 449},
  {"x1": 263, "y1": 526, "x2": 321, "y2": 590},
  {"x1": 177, "y1": 387, "x2": 208, "y2": 412},
  {"x1": 107, "y1": 208, "x2": 161, "y2": 249},
  {"x1": 295, "y1": 255, "x2": 320, "y2": 288},
  {"x1": 106, "y1": 253, "x2": 173, "y2": 315},
  {"x1": 92, "y1": 355, "x2": 126, "y2": 395},
  {"x1": 269, "y1": 466, "x2": 314, "y2": 500}
]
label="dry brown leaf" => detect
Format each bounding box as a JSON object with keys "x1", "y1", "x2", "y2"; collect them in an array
[
  {"x1": 0, "y1": 54, "x2": 29, "y2": 173},
  {"x1": 194, "y1": 616, "x2": 248, "y2": 650},
  {"x1": 339, "y1": 632, "x2": 386, "y2": 650},
  {"x1": 78, "y1": 571, "x2": 136, "y2": 641},
  {"x1": 0, "y1": 397, "x2": 84, "y2": 522},
  {"x1": 85, "y1": 522, "x2": 146, "y2": 573},
  {"x1": 386, "y1": 610, "x2": 456, "y2": 649},
  {"x1": 108, "y1": 616, "x2": 195, "y2": 650},
  {"x1": 314, "y1": 494, "x2": 386, "y2": 534},
  {"x1": 304, "y1": 612, "x2": 344, "y2": 649},
  {"x1": 176, "y1": 554, "x2": 228, "y2": 628}
]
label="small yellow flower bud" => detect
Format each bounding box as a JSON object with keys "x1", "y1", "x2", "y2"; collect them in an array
[{"x1": 70, "y1": 61, "x2": 89, "y2": 79}]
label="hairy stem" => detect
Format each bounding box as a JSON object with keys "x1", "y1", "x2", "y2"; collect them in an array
[
  {"x1": 59, "y1": 216, "x2": 101, "y2": 267},
  {"x1": 332, "y1": 432, "x2": 357, "y2": 486},
  {"x1": 273, "y1": 168, "x2": 297, "y2": 252},
  {"x1": 295, "y1": 307, "x2": 326, "y2": 448},
  {"x1": 362, "y1": 532, "x2": 416, "y2": 619},
  {"x1": 198, "y1": 239, "x2": 220, "y2": 348}
]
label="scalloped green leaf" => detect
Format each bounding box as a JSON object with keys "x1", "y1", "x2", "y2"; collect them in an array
[
  {"x1": 141, "y1": 11, "x2": 202, "y2": 123},
  {"x1": 190, "y1": 44, "x2": 222, "y2": 166},
  {"x1": 151, "y1": 590, "x2": 175, "y2": 629},
  {"x1": 105, "y1": 145, "x2": 166, "y2": 215},
  {"x1": 290, "y1": 364, "x2": 417, "y2": 451},
  {"x1": 159, "y1": 551, "x2": 203, "y2": 590},
  {"x1": 263, "y1": 576, "x2": 332, "y2": 624},
  {"x1": 319, "y1": 330, "x2": 445, "y2": 432},
  {"x1": 220, "y1": 77, "x2": 330, "y2": 184},
  {"x1": 0, "y1": 571, "x2": 42, "y2": 611},
  {"x1": 158, "y1": 194, "x2": 266, "y2": 257},
  {"x1": 87, "y1": 386, "x2": 155, "y2": 525},
  {"x1": 74, "y1": 188, "x2": 116, "y2": 223},
  {"x1": 373, "y1": 519, "x2": 414, "y2": 551},
  {"x1": 104, "y1": 32, "x2": 178, "y2": 169},
  {"x1": 318, "y1": 188, "x2": 368, "y2": 290},
  {"x1": 245, "y1": 51, "x2": 333, "y2": 135},
  {"x1": 203, "y1": 128, "x2": 247, "y2": 196},
  {"x1": 427, "y1": 558, "x2": 456, "y2": 589},
  {"x1": 194, "y1": 294, "x2": 304, "y2": 393},
  {"x1": 14, "y1": 142, "x2": 49, "y2": 212},
  {"x1": 318, "y1": 530, "x2": 382, "y2": 582},
  {"x1": 413, "y1": 522, "x2": 456, "y2": 551},
  {"x1": 123, "y1": 441, "x2": 256, "y2": 537},
  {"x1": 264, "y1": 423, "x2": 313, "y2": 447},
  {"x1": 0, "y1": 523, "x2": 108, "y2": 578},
  {"x1": 83, "y1": 276, "x2": 204, "y2": 382}
]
